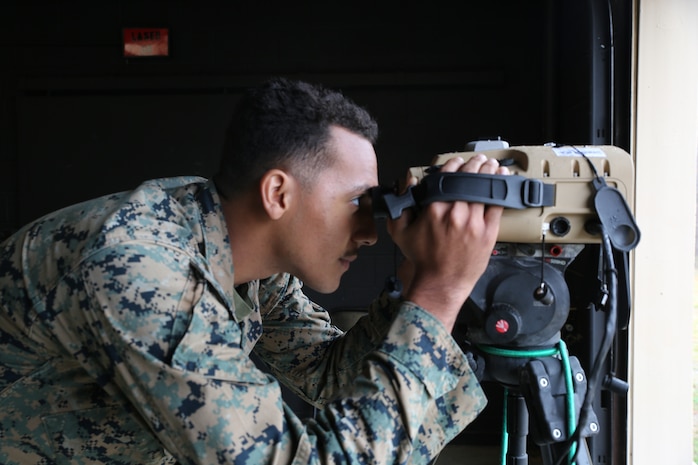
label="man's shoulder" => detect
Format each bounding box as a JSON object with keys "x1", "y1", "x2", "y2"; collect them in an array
[
  {"x1": 100, "y1": 176, "x2": 213, "y2": 242},
  {"x1": 139, "y1": 175, "x2": 208, "y2": 191}
]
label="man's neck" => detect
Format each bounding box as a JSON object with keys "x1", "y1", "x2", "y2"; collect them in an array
[{"x1": 220, "y1": 194, "x2": 282, "y2": 286}]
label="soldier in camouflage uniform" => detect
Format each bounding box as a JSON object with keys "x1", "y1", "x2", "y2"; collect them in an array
[{"x1": 0, "y1": 78, "x2": 506, "y2": 464}]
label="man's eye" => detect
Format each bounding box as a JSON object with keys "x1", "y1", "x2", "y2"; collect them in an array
[{"x1": 352, "y1": 194, "x2": 373, "y2": 210}]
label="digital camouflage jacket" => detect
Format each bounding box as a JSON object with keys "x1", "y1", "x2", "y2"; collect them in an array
[{"x1": 0, "y1": 177, "x2": 486, "y2": 465}]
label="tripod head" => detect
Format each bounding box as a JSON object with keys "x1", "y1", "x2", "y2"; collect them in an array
[{"x1": 459, "y1": 242, "x2": 582, "y2": 385}]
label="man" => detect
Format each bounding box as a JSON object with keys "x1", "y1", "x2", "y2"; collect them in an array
[{"x1": 0, "y1": 78, "x2": 507, "y2": 464}]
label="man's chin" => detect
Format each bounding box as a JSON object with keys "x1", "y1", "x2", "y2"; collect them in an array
[{"x1": 304, "y1": 277, "x2": 341, "y2": 295}]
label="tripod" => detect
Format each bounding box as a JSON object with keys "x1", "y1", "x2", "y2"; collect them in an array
[{"x1": 454, "y1": 233, "x2": 630, "y2": 465}]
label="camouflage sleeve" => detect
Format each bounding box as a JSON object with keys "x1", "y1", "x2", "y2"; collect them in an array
[
  {"x1": 307, "y1": 296, "x2": 488, "y2": 463},
  {"x1": 255, "y1": 276, "x2": 488, "y2": 461},
  {"x1": 253, "y1": 274, "x2": 393, "y2": 406}
]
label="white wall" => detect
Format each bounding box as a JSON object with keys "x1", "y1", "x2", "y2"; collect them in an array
[{"x1": 630, "y1": 0, "x2": 698, "y2": 464}]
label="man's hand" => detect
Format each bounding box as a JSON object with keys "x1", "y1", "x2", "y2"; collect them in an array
[{"x1": 387, "y1": 154, "x2": 509, "y2": 331}]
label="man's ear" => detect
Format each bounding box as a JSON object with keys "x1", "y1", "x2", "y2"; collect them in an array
[{"x1": 260, "y1": 169, "x2": 295, "y2": 220}]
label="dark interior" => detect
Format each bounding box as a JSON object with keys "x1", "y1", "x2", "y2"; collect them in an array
[{"x1": 0, "y1": 1, "x2": 633, "y2": 463}]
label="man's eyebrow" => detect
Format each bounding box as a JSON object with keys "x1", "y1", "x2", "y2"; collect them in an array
[
  {"x1": 357, "y1": 185, "x2": 378, "y2": 196},
  {"x1": 346, "y1": 183, "x2": 374, "y2": 194}
]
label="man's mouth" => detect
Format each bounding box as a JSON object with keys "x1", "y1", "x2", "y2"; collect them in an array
[{"x1": 340, "y1": 254, "x2": 357, "y2": 269}]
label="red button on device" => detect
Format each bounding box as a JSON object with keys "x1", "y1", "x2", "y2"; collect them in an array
[{"x1": 495, "y1": 319, "x2": 510, "y2": 333}]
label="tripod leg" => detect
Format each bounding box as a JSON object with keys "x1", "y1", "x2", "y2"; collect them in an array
[
  {"x1": 506, "y1": 392, "x2": 529, "y2": 465},
  {"x1": 539, "y1": 437, "x2": 593, "y2": 465}
]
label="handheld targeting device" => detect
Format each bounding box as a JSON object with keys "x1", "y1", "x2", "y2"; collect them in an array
[{"x1": 374, "y1": 144, "x2": 638, "y2": 250}]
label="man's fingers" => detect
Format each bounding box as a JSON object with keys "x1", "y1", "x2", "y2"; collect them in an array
[
  {"x1": 440, "y1": 156, "x2": 466, "y2": 173},
  {"x1": 461, "y1": 155, "x2": 499, "y2": 174},
  {"x1": 440, "y1": 153, "x2": 509, "y2": 176},
  {"x1": 496, "y1": 165, "x2": 510, "y2": 175}
]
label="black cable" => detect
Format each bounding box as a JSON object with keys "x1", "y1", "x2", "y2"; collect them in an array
[
  {"x1": 574, "y1": 232, "x2": 618, "y2": 461},
  {"x1": 552, "y1": 230, "x2": 618, "y2": 465}
]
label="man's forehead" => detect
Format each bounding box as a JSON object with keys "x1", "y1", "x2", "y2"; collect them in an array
[{"x1": 322, "y1": 136, "x2": 377, "y2": 182}]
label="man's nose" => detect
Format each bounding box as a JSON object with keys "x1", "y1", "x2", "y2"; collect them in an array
[{"x1": 355, "y1": 212, "x2": 378, "y2": 247}]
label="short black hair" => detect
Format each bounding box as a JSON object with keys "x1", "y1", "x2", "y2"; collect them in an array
[{"x1": 214, "y1": 77, "x2": 378, "y2": 198}]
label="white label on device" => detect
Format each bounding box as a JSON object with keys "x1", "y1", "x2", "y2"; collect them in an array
[{"x1": 552, "y1": 147, "x2": 607, "y2": 157}]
